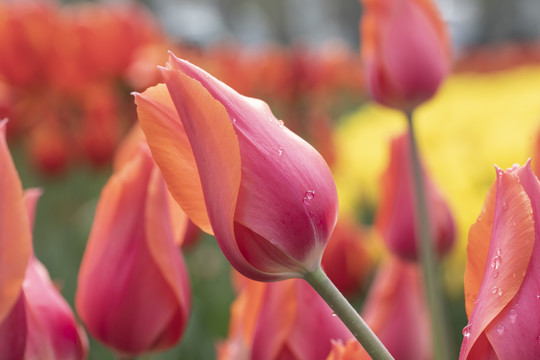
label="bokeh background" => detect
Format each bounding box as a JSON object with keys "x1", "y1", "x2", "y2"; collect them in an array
[{"x1": 3, "y1": 0, "x2": 540, "y2": 358}]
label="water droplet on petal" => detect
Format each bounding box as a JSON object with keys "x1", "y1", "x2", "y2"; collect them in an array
[
  {"x1": 498, "y1": 288, "x2": 503, "y2": 296},
  {"x1": 267, "y1": 117, "x2": 273, "y2": 122},
  {"x1": 303, "y1": 190, "x2": 315, "y2": 205},
  {"x1": 493, "y1": 271, "x2": 499, "y2": 278},
  {"x1": 536, "y1": 294, "x2": 540, "y2": 300},
  {"x1": 497, "y1": 324, "x2": 505, "y2": 335},
  {"x1": 462, "y1": 325, "x2": 471, "y2": 338},
  {"x1": 277, "y1": 146, "x2": 283, "y2": 157},
  {"x1": 232, "y1": 118, "x2": 237, "y2": 125},
  {"x1": 497, "y1": 248, "x2": 502, "y2": 256},
  {"x1": 491, "y1": 255, "x2": 501, "y2": 270},
  {"x1": 502, "y1": 201, "x2": 507, "y2": 210},
  {"x1": 277, "y1": 120, "x2": 284, "y2": 128},
  {"x1": 492, "y1": 287, "x2": 498, "y2": 294},
  {"x1": 332, "y1": 312, "x2": 336, "y2": 317},
  {"x1": 509, "y1": 309, "x2": 517, "y2": 323}
]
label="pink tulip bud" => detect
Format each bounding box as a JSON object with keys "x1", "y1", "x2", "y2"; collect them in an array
[
  {"x1": 375, "y1": 133, "x2": 455, "y2": 260},
  {"x1": 135, "y1": 52, "x2": 338, "y2": 281},
  {"x1": 360, "y1": 0, "x2": 451, "y2": 111},
  {"x1": 76, "y1": 146, "x2": 191, "y2": 356}
]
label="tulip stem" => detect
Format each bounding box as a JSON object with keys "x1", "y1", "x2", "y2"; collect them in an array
[
  {"x1": 405, "y1": 111, "x2": 454, "y2": 360},
  {"x1": 304, "y1": 266, "x2": 395, "y2": 360}
]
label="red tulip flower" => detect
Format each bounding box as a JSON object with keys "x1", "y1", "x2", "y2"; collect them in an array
[
  {"x1": 461, "y1": 162, "x2": 540, "y2": 359},
  {"x1": 360, "y1": 0, "x2": 450, "y2": 110},
  {"x1": 76, "y1": 146, "x2": 191, "y2": 356},
  {"x1": 219, "y1": 277, "x2": 353, "y2": 360},
  {"x1": 135, "y1": 52, "x2": 338, "y2": 281},
  {"x1": 321, "y1": 217, "x2": 373, "y2": 296},
  {"x1": 0, "y1": 119, "x2": 31, "y2": 323},
  {"x1": 375, "y1": 132, "x2": 455, "y2": 260}
]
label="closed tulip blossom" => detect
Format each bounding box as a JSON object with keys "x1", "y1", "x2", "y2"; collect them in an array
[
  {"x1": 135, "y1": 52, "x2": 338, "y2": 281},
  {"x1": 360, "y1": 0, "x2": 450, "y2": 111},
  {"x1": 375, "y1": 133, "x2": 455, "y2": 261},
  {"x1": 361, "y1": 256, "x2": 431, "y2": 360},
  {"x1": 76, "y1": 146, "x2": 191, "y2": 356},
  {"x1": 461, "y1": 162, "x2": 540, "y2": 359},
  {"x1": 0, "y1": 187, "x2": 88, "y2": 359},
  {"x1": 0, "y1": 119, "x2": 31, "y2": 324},
  {"x1": 219, "y1": 277, "x2": 353, "y2": 360}
]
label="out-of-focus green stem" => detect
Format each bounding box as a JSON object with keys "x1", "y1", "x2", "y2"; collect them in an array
[
  {"x1": 405, "y1": 111, "x2": 453, "y2": 360},
  {"x1": 304, "y1": 266, "x2": 395, "y2": 360}
]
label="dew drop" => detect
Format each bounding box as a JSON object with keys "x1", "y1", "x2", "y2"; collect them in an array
[
  {"x1": 509, "y1": 309, "x2": 517, "y2": 323},
  {"x1": 536, "y1": 294, "x2": 540, "y2": 300},
  {"x1": 267, "y1": 117, "x2": 273, "y2": 122},
  {"x1": 497, "y1": 248, "x2": 502, "y2": 256},
  {"x1": 522, "y1": 271, "x2": 526, "y2": 277},
  {"x1": 493, "y1": 271, "x2": 499, "y2": 278},
  {"x1": 491, "y1": 255, "x2": 501, "y2": 270},
  {"x1": 277, "y1": 120, "x2": 284, "y2": 128},
  {"x1": 232, "y1": 118, "x2": 237, "y2": 125},
  {"x1": 498, "y1": 288, "x2": 503, "y2": 296},
  {"x1": 502, "y1": 201, "x2": 507, "y2": 210},
  {"x1": 303, "y1": 190, "x2": 315, "y2": 205},
  {"x1": 512, "y1": 272, "x2": 516, "y2": 278},
  {"x1": 332, "y1": 312, "x2": 337, "y2": 317},
  {"x1": 277, "y1": 146, "x2": 283, "y2": 157},
  {"x1": 462, "y1": 325, "x2": 471, "y2": 338},
  {"x1": 497, "y1": 324, "x2": 505, "y2": 335}
]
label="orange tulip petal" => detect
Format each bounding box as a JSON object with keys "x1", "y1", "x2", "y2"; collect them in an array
[
  {"x1": 0, "y1": 119, "x2": 31, "y2": 323},
  {"x1": 135, "y1": 84, "x2": 212, "y2": 235}
]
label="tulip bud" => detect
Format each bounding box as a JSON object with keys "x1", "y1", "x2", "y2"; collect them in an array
[
  {"x1": 135, "y1": 52, "x2": 338, "y2": 281},
  {"x1": 360, "y1": 0, "x2": 451, "y2": 111},
  {"x1": 76, "y1": 146, "x2": 191, "y2": 356},
  {"x1": 375, "y1": 132, "x2": 455, "y2": 260},
  {"x1": 0, "y1": 119, "x2": 31, "y2": 323},
  {"x1": 0, "y1": 187, "x2": 88, "y2": 359},
  {"x1": 361, "y1": 256, "x2": 431, "y2": 360},
  {"x1": 219, "y1": 277, "x2": 353, "y2": 360},
  {"x1": 461, "y1": 162, "x2": 540, "y2": 359}
]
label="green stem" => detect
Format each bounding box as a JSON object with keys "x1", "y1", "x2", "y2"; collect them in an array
[
  {"x1": 405, "y1": 111, "x2": 454, "y2": 360},
  {"x1": 304, "y1": 266, "x2": 395, "y2": 360}
]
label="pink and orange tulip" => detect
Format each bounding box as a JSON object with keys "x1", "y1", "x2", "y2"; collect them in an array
[
  {"x1": 136, "y1": 52, "x2": 338, "y2": 281},
  {"x1": 375, "y1": 133, "x2": 455, "y2": 260},
  {"x1": 360, "y1": 0, "x2": 450, "y2": 110},
  {"x1": 76, "y1": 146, "x2": 191, "y2": 356},
  {"x1": 219, "y1": 277, "x2": 353, "y2": 360},
  {"x1": 461, "y1": 162, "x2": 540, "y2": 359}
]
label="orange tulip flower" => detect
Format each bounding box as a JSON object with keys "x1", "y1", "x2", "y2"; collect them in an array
[
  {"x1": 0, "y1": 119, "x2": 31, "y2": 323},
  {"x1": 461, "y1": 162, "x2": 540, "y2": 359},
  {"x1": 76, "y1": 146, "x2": 190, "y2": 356},
  {"x1": 0, "y1": 187, "x2": 88, "y2": 359},
  {"x1": 135, "y1": 52, "x2": 338, "y2": 282},
  {"x1": 360, "y1": 0, "x2": 450, "y2": 110},
  {"x1": 219, "y1": 277, "x2": 353, "y2": 360}
]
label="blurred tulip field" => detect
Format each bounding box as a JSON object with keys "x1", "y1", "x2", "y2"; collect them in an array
[{"x1": 2, "y1": 0, "x2": 540, "y2": 359}]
